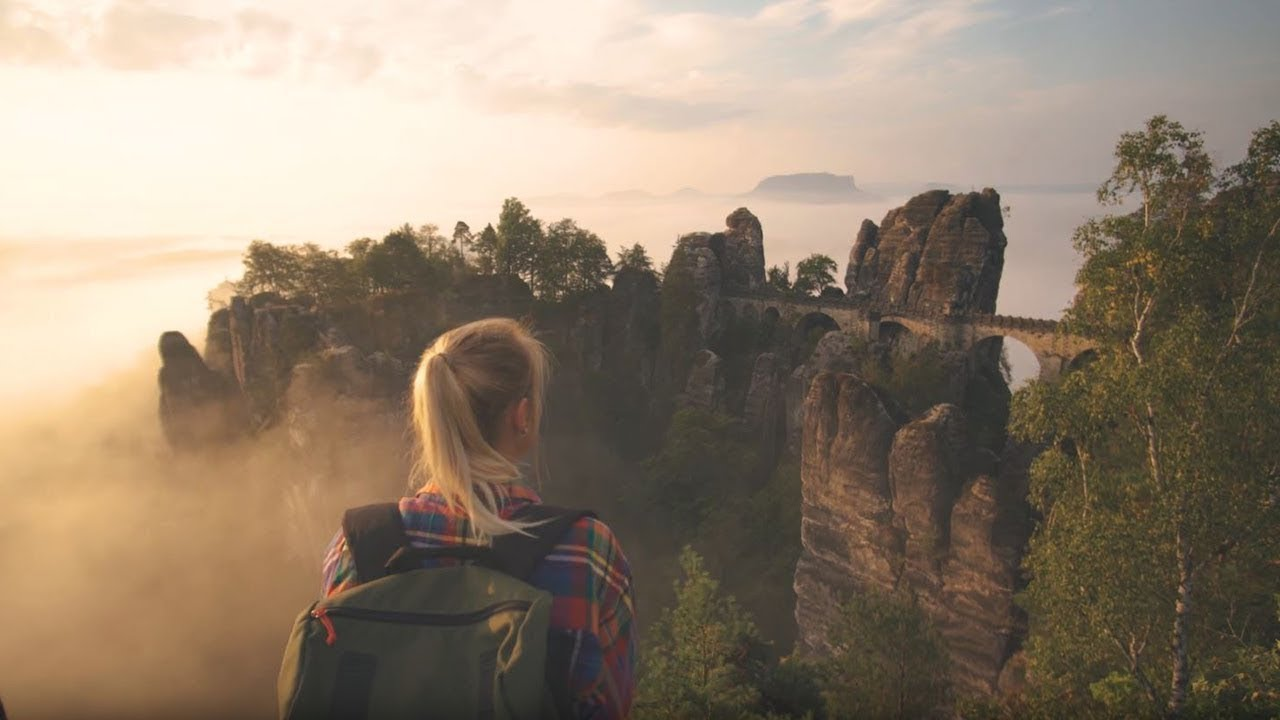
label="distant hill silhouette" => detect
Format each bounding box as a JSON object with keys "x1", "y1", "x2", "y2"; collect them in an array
[{"x1": 746, "y1": 172, "x2": 862, "y2": 203}]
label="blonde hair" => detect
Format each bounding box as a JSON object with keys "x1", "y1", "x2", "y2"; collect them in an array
[{"x1": 411, "y1": 318, "x2": 551, "y2": 539}]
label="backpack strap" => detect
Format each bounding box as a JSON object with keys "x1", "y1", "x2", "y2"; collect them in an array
[
  {"x1": 341, "y1": 502, "x2": 410, "y2": 584},
  {"x1": 490, "y1": 504, "x2": 595, "y2": 581}
]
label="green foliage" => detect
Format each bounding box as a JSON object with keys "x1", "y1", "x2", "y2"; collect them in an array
[
  {"x1": 821, "y1": 590, "x2": 951, "y2": 720},
  {"x1": 233, "y1": 198, "x2": 623, "y2": 308},
  {"x1": 637, "y1": 547, "x2": 766, "y2": 719},
  {"x1": 641, "y1": 409, "x2": 759, "y2": 531},
  {"x1": 637, "y1": 548, "x2": 824, "y2": 720},
  {"x1": 617, "y1": 243, "x2": 656, "y2": 274},
  {"x1": 859, "y1": 341, "x2": 951, "y2": 417},
  {"x1": 468, "y1": 223, "x2": 500, "y2": 275},
  {"x1": 1010, "y1": 116, "x2": 1280, "y2": 717},
  {"x1": 238, "y1": 239, "x2": 302, "y2": 295},
  {"x1": 792, "y1": 254, "x2": 838, "y2": 297},
  {"x1": 767, "y1": 263, "x2": 792, "y2": 293},
  {"x1": 496, "y1": 197, "x2": 543, "y2": 282},
  {"x1": 535, "y1": 219, "x2": 614, "y2": 301},
  {"x1": 237, "y1": 240, "x2": 364, "y2": 304},
  {"x1": 451, "y1": 221, "x2": 472, "y2": 259},
  {"x1": 694, "y1": 460, "x2": 805, "y2": 646}
]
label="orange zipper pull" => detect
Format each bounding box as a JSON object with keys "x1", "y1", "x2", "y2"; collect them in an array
[{"x1": 311, "y1": 607, "x2": 337, "y2": 646}]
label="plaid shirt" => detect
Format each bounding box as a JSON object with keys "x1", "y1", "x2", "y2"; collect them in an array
[{"x1": 320, "y1": 483, "x2": 636, "y2": 719}]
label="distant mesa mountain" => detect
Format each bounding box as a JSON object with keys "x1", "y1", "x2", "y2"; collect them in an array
[{"x1": 746, "y1": 172, "x2": 862, "y2": 203}]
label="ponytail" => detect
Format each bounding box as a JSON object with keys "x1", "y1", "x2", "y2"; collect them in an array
[{"x1": 410, "y1": 318, "x2": 550, "y2": 539}]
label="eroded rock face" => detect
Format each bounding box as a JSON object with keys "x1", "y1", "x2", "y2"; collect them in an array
[
  {"x1": 658, "y1": 232, "x2": 724, "y2": 395},
  {"x1": 603, "y1": 268, "x2": 662, "y2": 391},
  {"x1": 157, "y1": 331, "x2": 244, "y2": 450},
  {"x1": 722, "y1": 207, "x2": 766, "y2": 293},
  {"x1": 684, "y1": 349, "x2": 726, "y2": 412},
  {"x1": 845, "y1": 189, "x2": 1007, "y2": 315},
  {"x1": 794, "y1": 371, "x2": 1031, "y2": 695},
  {"x1": 204, "y1": 308, "x2": 234, "y2": 379},
  {"x1": 744, "y1": 352, "x2": 788, "y2": 462},
  {"x1": 785, "y1": 331, "x2": 877, "y2": 452},
  {"x1": 794, "y1": 373, "x2": 901, "y2": 655}
]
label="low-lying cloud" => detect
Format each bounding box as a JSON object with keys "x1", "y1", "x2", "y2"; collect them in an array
[
  {"x1": 0, "y1": 0, "x2": 383, "y2": 82},
  {"x1": 456, "y1": 66, "x2": 749, "y2": 132}
]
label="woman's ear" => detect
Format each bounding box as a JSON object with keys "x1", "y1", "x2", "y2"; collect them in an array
[{"x1": 514, "y1": 397, "x2": 532, "y2": 436}]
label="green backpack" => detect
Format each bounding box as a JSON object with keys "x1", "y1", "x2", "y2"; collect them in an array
[{"x1": 278, "y1": 502, "x2": 591, "y2": 720}]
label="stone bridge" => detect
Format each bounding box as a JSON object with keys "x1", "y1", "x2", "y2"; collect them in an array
[{"x1": 723, "y1": 292, "x2": 1096, "y2": 381}]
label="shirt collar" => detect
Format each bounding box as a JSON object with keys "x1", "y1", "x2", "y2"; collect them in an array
[{"x1": 417, "y1": 481, "x2": 543, "y2": 507}]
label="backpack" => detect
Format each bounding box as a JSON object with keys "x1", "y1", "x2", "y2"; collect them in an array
[{"x1": 277, "y1": 502, "x2": 593, "y2": 720}]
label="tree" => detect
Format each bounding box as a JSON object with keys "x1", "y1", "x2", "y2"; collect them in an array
[
  {"x1": 534, "y1": 219, "x2": 614, "y2": 301},
  {"x1": 642, "y1": 409, "x2": 759, "y2": 531},
  {"x1": 636, "y1": 547, "x2": 766, "y2": 719},
  {"x1": 469, "y1": 224, "x2": 500, "y2": 275},
  {"x1": 238, "y1": 240, "x2": 302, "y2": 295},
  {"x1": 766, "y1": 263, "x2": 791, "y2": 293},
  {"x1": 792, "y1": 255, "x2": 837, "y2": 296},
  {"x1": 1010, "y1": 117, "x2": 1280, "y2": 717},
  {"x1": 822, "y1": 590, "x2": 951, "y2": 720},
  {"x1": 293, "y1": 243, "x2": 363, "y2": 304},
  {"x1": 617, "y1": 243, "x2": 655, "y2": 274},
  {"x1": 206, "y1": 280, "x2": 237, "y2": 311},
  {"x1": 364, "y1": 225, "x2": 433, "y2": 292},
  {"x1": 496, "y1": 197, "x2": 543, "y2": 282},
  {"x1": 453, "y1": 221, "x2": 472, "y2": 262}
]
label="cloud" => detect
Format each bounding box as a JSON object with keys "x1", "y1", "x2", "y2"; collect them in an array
[
  {"x1": 0, "y1": 0, "x2": 382, "y2": 82},
  {"x1": 0, "y1": 0, "x2": 73, "y2": 64},
  {"x1": 455, "y1": 66, "x2": 748, "y2": 131},
  {"x1": 0, "y1": 0, "x2": 1001, "y2": 134},
  {"x1": 820, "y1": 0, "x2": 895, "y2": 27},
  {"x1": 40, "y1": 247, "x2": 243, "y2": 285},
  {"x1": 92, "y1": 0, "x2": 222, "y2": 71}
]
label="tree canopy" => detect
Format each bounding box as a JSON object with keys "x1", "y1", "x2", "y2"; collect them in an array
[
  {"x1": 792, "y1": 255, "x2": 838, "y2": 296},
  {"x1": 1010, "y1": 116, "x2": 1280, "y2": 718},
  {"x1": 231, "y1": 198, "x2": 621, "y2": 306}
]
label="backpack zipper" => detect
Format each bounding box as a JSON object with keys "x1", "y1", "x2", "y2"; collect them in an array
[{"x1": 310, "y1": 600, "x2": 533, "y2": 646}]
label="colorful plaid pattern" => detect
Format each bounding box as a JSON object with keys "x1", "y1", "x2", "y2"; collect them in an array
[{"x1": 320, "y1": 483, "x2": 636, "y2": 719}]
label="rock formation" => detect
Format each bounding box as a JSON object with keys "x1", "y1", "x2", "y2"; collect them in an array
[
  {"x1": 602, "y1": 267, "x2": 661, "y2": 391},
  {"x1": 845, "y1": 189, "x2": 1007, "y2": 315},
  {"x1": 743, "y1": 352, "x2": 787, "y2": 460},
  {"x1": 684, "y1": 349, "x2": 726, "y2": 411},
  {"x1": 794, "y1": 371, "x2": 1031, "y2": 695},
  {"x1": 157, "y1": 331, "x2": 244, "y2": 450},
  {"x1": 721, "y1": 207, "x2": 766, "y2": 293},
  {"x1": 658, "y1": 208, "x2": 772, "y2": 396}
]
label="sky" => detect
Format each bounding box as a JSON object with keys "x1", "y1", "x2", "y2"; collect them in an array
[{"x1": 1, "y1": 0, "x2": 1278, "y2": 242}]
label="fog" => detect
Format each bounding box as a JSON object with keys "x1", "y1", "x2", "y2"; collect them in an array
[{"x1": 0, "y1": 365, "x2": 413, "y2": 718}]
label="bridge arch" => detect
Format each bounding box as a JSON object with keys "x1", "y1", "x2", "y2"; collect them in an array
[
  {"x1": 1067, "y1": 349, "x2": 1098, "y2": 374},
  {"x1": 971, "y1": 335, "x2": 1040, "y2": 389},
  {"x1": 795, "y1": 311, "x2": 840, "y2": 363}
]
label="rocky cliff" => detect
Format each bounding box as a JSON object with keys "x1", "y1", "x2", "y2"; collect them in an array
[
  {"x1": 794, "y1": 372, "x2": 1031, "y2": 696},
  {"x1": 658, "y1": 207, "x2": 768, "y2": 399},
  {"x1": 165, "y1": 271, "x2": 662, "y2": 448},
  {"x1": 845, "y1": 188, "x2": 1007, "y2": 315}
]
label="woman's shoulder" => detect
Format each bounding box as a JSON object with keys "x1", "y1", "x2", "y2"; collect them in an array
[{"x1": 554, "y1": 513, "x2": 631, "y2": 576}]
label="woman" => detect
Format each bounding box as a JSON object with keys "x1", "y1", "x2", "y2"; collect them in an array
[{"x1": 319, "y1": 318, "x2": 636, "y2": 719}]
